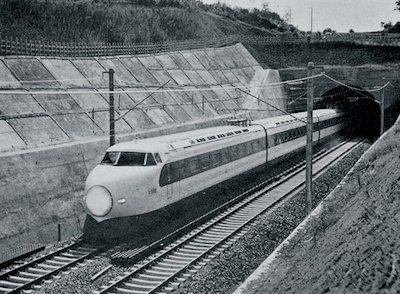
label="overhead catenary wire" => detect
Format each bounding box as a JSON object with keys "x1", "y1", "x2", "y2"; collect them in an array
[
  {"x1": 323, "y1": 74, "x2": 393, "y2": 93},
  {"x1": 0, "y1": 73, "x2": 326, "y2": 95}
]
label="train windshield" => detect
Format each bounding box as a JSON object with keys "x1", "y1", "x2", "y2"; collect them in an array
[{"x1": 101, "y1": 152, "x2": 157, "y2": 166}]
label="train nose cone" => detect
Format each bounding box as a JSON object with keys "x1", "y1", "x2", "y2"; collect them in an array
[{"x1": 85, "y1": 185, "x2": 113, "y2": 217}]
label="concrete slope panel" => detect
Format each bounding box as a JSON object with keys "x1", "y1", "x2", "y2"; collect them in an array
[
  {"x1": 143, "y1": 108, "x2": 175, "y2": 126},
  {"x1": 183, "y1": 70, "x2": 207, "y2": 85},
  {"x1": 223, "y1": 46, "x2": 244, "y2": 68},
  {"x1": 0, "y1": 121, "x2": 26, "y2": 150},
  {"x1": 167, "y1": 70, "x2": 192, "y2": 86},
  {"x1": 118, "y1": 109, "x2": 156, "y2": 132},
  {"x1": 193, "y1": 51, "x2": 218, "y2": 70},
  {"x1": 205, "y1": 50, "x2": 228, "y2": 69},
  {"x1": 68, "y1": 90, "x2": 109, "y2": 109},
  {"x1": 232, "y1": 68, "x2": 255, "y2": 84},
  {"x1": 97, "y1": 58, "x2": 140, "y2": 87},
  {"x1": 4, "y1": 58, "x2": 59, "y2": 88},
  {"x1": 244, "y1": 69, "x2": 285, "y2": 119},
  {"x1": 215, "y1": 48, "x2": 237, "y2": 68},
  {"x1": 163, "y1": 105, "x2": 191, "y2": 122},
  {"x1": 222, "y1": 85, "x2": 245, "y2": 105},
  {"x1": 209, "y1": 70, "x2": 230, "y2": 84},
  {"x1": 179, "y1": 102, "x2": 206, "y2": 119},
  {"x1": 0, "y1": 91, "x2": 44, "y2": 115},
  {"x1": 71, "y1": 59, "x2": 108, "y2": 88},
  {"x1": 210, "y1": 85, "x2": 240, "y2": 110},
  {"x1": 201, "y1": 87, "x2": 230, "y2": 114},
  {"x1": 149, "y1": 69, "x2": 178, "y2": 87},
  {"x1": 138, "y1": 56, "x2": 162, "y2": 69},
  {"x1": 154, "y1": 54, "x2": 179, "y2": 69},
  {"x1": 196, "y1": 70, "x2": 218, "y2": 85},
  {"x1": 151, "y1": 92, "x2": 192, "y2": 122},
  {"x1": 33, "y1": 92, "x2": 81, "y2": 112},
  {"x1": 90, "y1": 110, "x2": 131, "y2": 134},
  {"x1": 190, "y1": 90, "x2": 218, "y2": 118},
  {"x1": 152, "y1": 91, "x2": 177, "y2": 105},
  {"x1": 221, "y1": 69, "x2": 241, "y2": 84},
  {"x1": 180, "y1": 52, "x2": 205, "y2": 69},
  {"x1": 40, "y1": 59, "x2": 92, "y2": 88},
  {"x1": 176, "y1": 91, "x2": 207, "y2": 117},
  {"x1": 120, "y1": 57, "x2": 159, "y2": 85},
  {"x1": 109, "y1": 89, "x2": 137, "y2": 109},
  {"x1": 234, "y1": 44, "x2": 260, "y2": 67},
  {"x1": 169, "y1": 52, "x2": 192, "y2": 69},
  {"x1": 126, "y1": 88, "x2": 158, "y2": 106},
  {"x1": 0, "y1": 60, "x2": 21, "y2": 88},
  {"x1": 7, "y1": 116, "x2": 69, "y2": 145},
  {"x1": 51, "y1": 113, "x2": 104, "y2": 139}
]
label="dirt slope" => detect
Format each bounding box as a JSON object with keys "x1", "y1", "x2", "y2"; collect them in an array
[{"x1": 239, "y1": 117, "x2": 400, "y2": 293}]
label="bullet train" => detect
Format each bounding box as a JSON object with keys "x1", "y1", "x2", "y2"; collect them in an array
[{"x1": 84, "y1": 109, "x2": 348, "y2": 223}]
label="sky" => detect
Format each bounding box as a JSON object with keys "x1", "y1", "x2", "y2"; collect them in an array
[{"x1": 200, "y1": 0, "x2": 400, "y2": 33}]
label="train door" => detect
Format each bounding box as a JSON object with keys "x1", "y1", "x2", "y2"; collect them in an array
[
  {"x1": 252, "y1": 124, "x2": 269, "y2": 169},
  {"x1": 166, "y1": 162, "x2": 180, "y2": 200}
]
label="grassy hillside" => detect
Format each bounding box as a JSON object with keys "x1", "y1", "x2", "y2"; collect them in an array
[
  {"x1": 245, "y1": 42, "x2": 400, "y2": 68},
  {"x1": 0, "y1": 0, "x2": 286, "y2": 43}
]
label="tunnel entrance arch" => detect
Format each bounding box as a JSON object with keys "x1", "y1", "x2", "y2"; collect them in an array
[{"x1": 316, "y1": 85, "x2": 381, "y2": 137}]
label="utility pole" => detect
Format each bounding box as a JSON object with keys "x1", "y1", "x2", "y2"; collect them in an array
[
  {"x1": 107, "y1": 69, "x2": 115, "y2": 146},
  {"x1": 380, "y1": 77, "x2": 385, "y2": 136},
  {"x1": 305, "y1": 62, "x2": 314, "y2": 215}
]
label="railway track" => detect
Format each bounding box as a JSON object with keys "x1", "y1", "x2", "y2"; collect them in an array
[
  {"x1": 94, "y1": 138, "x2": 364, "y2": 294},
  {"x1": 0, "y1": 241, "x2": 99, "y2": 294}
]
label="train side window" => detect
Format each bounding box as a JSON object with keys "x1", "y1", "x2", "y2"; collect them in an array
[
  {"x1": 211, "y1": 152, "x2": 221, "y2": 167},
  {"x1": 252, "y1": 140, "x2": 259, "y2": 152},
  {"x1": 231, "y1": 145, "x2": 238, "y2": 159},
  {"x1": 182, "y1": 159, "x2": 191, "y2": 176},
  {"x1": 145, "y1": 153, "x2": 157, "y2": 166},
  {"x1": 201, "y1": 154, "x2": 211, "y2": 170},
  {"x1": 173, "y1": 162, "x2": 182, "y2": 181},
  {"x1": 238, "y1": 143, "x2": 246, "y2": 158},
  {"x1": 189, "y1": 157, "x2": 200, "y2": 174},
  {"x1": 154, "y1": 153, "x2": 162, "y2": 163},
  {"x1": 246, "y1": 142, "x2": 253, "y2": 154}
]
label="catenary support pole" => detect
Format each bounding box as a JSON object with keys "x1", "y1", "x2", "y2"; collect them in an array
[
  {"x1": 380, "y1": 77, "x2": 385, "y2": 136},
  {"x1": 305, "y1": 62, "x2": 314, "y2": 215},
  {"x1": 108, "y1": 69, "x2": 115, "y2": 146}
]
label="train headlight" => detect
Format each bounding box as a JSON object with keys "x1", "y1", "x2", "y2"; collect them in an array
[{"x1": 85, "y1": 186, "x2": 113, "y2": 217}]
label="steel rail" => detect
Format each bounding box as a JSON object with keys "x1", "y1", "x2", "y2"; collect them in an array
[{"x1": 95, "y1": 138, "x2": 364, "y2": 294}]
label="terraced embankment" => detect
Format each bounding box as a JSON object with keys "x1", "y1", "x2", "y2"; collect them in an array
[{"x1": 0, "y1": 43, "x2": 286, "y2": 247}]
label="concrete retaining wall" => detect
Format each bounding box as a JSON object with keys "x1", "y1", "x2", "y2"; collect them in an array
[{"x1": 0, "y1": 44, "x2": 286, "y2": 247}]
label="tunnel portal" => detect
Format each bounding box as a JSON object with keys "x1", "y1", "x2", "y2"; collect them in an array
[{"x1": 316, "y1": 85, "x2": 381, "y2": 138}]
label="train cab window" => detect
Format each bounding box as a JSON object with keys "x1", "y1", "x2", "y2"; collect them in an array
[
  {"x1": 117, "y1": 152, "x2": 146, "y2": 166},
  {"x1": 101, "y1": 152, "x2": 120, "y2": 165},
  {"x1": 145, "y1": 153, "x2": 157, "y2": 166},
  {"x1": 154, "y1": 153, "x2": 162, "y2": 164}
]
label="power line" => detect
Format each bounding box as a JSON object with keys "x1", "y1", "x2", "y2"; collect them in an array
[{"x1": 0, "y1": 74, "x2": 325, "y2": 95}]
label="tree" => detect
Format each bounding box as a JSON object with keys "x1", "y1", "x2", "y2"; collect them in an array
[
  {"x1": 396, "y1": 0, "x2": 400, "y2": 11},
  {"x1": 262, "y1": 1, "x2": 269, "y2": 12},
  {"x1": 283, "y1": 6, "x2": 292, "y2": 23}
]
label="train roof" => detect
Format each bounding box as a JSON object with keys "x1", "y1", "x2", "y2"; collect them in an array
[
  {"x1": 253, "y1": 108, "x2": 340, "y2": 127},
  {"x1": 106, "y1": 109, "x2": 342, "y2": 153},
  {"x1": 106, "y1": 124, "x2": 256, "y2": 153}
]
